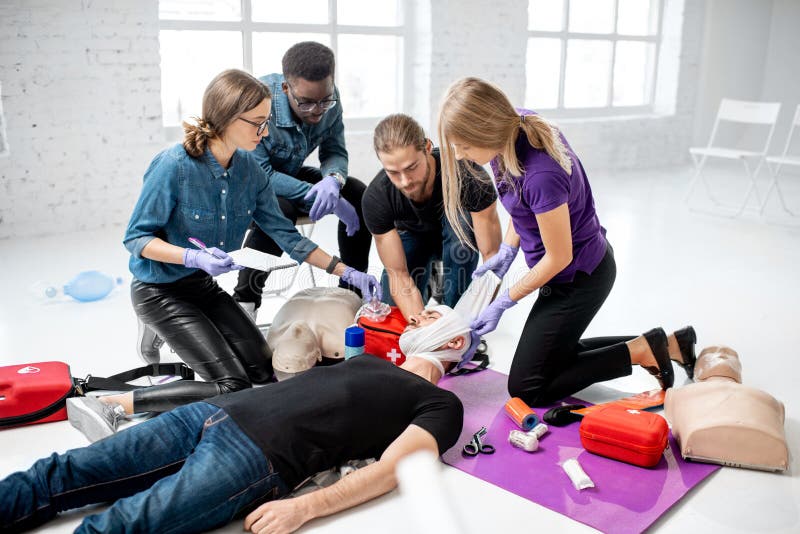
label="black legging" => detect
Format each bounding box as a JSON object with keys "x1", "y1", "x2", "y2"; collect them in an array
[
  {"x1": 509, "y1": 243, "x2": 634, "y2": 406},
  {"x1": 233, "y1": 167, "x2": 372, "y2": 307},
  {"x1": 130, "y1": 271, "x2": 272, "y2": 413}
]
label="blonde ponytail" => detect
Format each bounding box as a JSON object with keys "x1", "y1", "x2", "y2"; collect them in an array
[
  {"x1": 517, "y1": 114, "x2": 572, "y2": 176},
  {"x1": 438, "y1": 77, "x2": 572, "y2": 247}
]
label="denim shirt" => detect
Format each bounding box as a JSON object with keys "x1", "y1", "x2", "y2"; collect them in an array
[
  {"x1": 123, "y1": 143, "x2": 317, "y2": 284},
  {"x1": 253, "y1": 73, "x2": 348, "y2": 208}
]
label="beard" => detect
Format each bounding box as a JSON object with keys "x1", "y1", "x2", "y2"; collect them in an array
[{"x1": 404, "y1": 157, "x2": 433, "y2": 203}]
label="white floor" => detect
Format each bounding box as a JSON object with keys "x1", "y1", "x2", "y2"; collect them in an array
[{"x1": 1, "y1": 164, "x2": 799, "y2": 533}]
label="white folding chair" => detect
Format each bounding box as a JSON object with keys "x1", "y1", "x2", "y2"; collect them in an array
[
  {"x1": 685, "y1": 98, "x2": 782, "y2": 216},
  {"x1": 261, "y1": 215, "x2": 318, "y2": 300},
  {"x1": 761, "y1": 104, "x2": 800, "y2": 216}
]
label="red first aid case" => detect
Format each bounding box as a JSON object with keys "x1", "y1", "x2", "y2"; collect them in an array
[
  {"x1": 357, "y1": 306, "x2": 407, "y2": 365},
  {"x1": 0, "y1": 361, "x2": 196, "y2": 429},
  {"x1": 0, "y1": 361, "x2": 76, "y2": 428},
  {"x1": 579, "y1": 404, "x2": 669, "y2": 468}
]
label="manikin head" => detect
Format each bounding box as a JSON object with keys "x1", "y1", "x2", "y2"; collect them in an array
[
  {"x1": 281, "y1": 41, "x2": 337, "y2": 126},
  {"x1": 272, "y1": 322, "x2": 323, "y2": 381},
  {"x1": 694, "y1": 345, "x2": 743, "y2": 383},
  {"x1": 373, "y1": 114, "x2": 436, "y2": 203},
  {"x1": 268, "y1": 288, "x2": 362, "y2": 381}
]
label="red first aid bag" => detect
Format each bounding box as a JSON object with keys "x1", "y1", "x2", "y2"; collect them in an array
[
  {"x1": 0, "y1": 361, "x2": 196, "y2": 429},
  {"x1": 579, "y1": 404, "x2": 669, "y2": 468},
  {"x1": 357, "y1": 306, "x2": 408, "y2": 365},
  {"x1": 0, "y1": 361, "x2": 76, "y2": 428}
]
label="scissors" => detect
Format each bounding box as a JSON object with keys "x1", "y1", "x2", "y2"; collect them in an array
[{"x1": 462, "y1": 426, "x2": 495, "y2": 457}]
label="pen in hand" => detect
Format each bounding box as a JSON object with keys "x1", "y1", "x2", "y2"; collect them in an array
[{"x1": 188, "y1": 237, "x2": 226, "y2": 259}]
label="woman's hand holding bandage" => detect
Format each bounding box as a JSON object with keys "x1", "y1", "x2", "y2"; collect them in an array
[
  {"x1": 472, "y1": 242, "x2": 518, "y2": 279},
  {"x1": 470, "y1": 289, "x2": 517, "y2": 336}
]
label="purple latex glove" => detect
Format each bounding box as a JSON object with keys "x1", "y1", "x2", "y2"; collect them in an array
[
  {"x1": 341, "y1": 267, "x2": 383, "y2": 301},
  {"x1": 333, "y1": 197, "x2": 360, "y2": 237},
  {"x1": 303, "y1": 175, "x2": 341, "y2": 221},
  {"x1": 472, "y1": 242, "x2": 519, "y2": 280},
  {"x1": 183, "y1": 247, "x2": 244, "y2": 277},
  {"x1": 470, "y1": 289, "x2": 517, "y2": 336},
  {"x1": 455, "y1": 331, "x2": 482, "y2": 370}
]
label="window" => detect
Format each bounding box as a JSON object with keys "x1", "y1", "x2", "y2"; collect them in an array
[
  {"x1": 158, "y1": 0, "x2": 405, "y2": 131},
  {"x1": 526, "y1": 0, "x2": 663, "y2": 116}
]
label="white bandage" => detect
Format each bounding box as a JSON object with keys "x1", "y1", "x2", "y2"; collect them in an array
[
  {"x1": 454, "y1": 271, "x2": 502, "y2": 321},
  {"x1": 398, "y1": 305, "x2": 471, "y2": 374},
  {"x1": 509, "y1": 430, "x2": 539, "y2": 452},
  {"x1": 562, "y1": 458, "x2": 595, "y2": 490}
]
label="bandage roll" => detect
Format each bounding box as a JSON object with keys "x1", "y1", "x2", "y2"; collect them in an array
[
  {"x1": 528, "y1": 423, "x2": 548, "y2": 439},
  {"x1": 509, "y1": 430, "x2": 539, "y2": 452},
  {"x1": 504, "y1": 397, "x2": 539, "y2": 431}
]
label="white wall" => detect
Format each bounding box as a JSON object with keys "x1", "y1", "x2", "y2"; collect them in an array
[
  {"x1": 0, "y1": 0, "x2": 163, "y2": 240},
  {"x1": 760, "y1": 0, "x2": 800, "y2": 153},
  {"x1": 558, "y1": 0, "x2": 704, "y2": 171},
  {"x1": 0, "y1": 0, "x2": 761, "y2": 239},
  {"x1": 692, "y1": 0, "x2": 774, "y2": 146}
]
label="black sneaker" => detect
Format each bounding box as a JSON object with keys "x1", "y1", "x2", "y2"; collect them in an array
[
  {"x1": 66, "y1": 396, "x2": 126, "y2": 443},
  {"x1": 137, "y1": 318, "x2": 164, "y2": 364}
]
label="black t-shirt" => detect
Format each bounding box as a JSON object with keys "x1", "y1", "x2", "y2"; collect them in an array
[
  {"x1": 208, "y1": 356, "x2": 463, "y2": 489},
  {"x1": 363, "y1": 148, "x2": 497, "y2": 235}
]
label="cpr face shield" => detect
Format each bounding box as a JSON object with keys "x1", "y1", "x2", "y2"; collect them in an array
[{"x1": 398, "y1": 305, "x2": 472, "y2": 375}]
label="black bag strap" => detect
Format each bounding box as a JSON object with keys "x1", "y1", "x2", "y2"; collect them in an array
[
  {"x1": 448, "y1": 351, "x2": 490, "y2": 376},
  {"x1": 78, "y1": 363, "x2": 195, "y2": 394}
]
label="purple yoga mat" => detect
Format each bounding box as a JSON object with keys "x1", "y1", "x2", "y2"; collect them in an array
[{"x1": 439, "y1": 369, "x2": 719, "y2": 534}]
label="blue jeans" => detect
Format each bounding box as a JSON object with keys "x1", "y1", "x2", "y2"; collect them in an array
[
  {"x1": 0, "y1": 402, "x2": 287, "y2": 533},
  {"x1": 381, "y1": 213, "x2": 478, "y2": 308}
]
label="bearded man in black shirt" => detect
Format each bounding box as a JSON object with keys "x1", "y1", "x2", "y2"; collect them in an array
[
  {"x1": 363, "y1": 114, "x2": 502, "y2": 320},
  {"x1": 0, "y1": 308, "x2": 470, "y2": 534}
]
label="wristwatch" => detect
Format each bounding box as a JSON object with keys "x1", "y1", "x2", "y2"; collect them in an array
[
  {"x1": 326, "y1": 255, "x2": 342, "y2": 274},
  {"x1": 328, "y1": 172, "x2": 346, "y2": 188}
]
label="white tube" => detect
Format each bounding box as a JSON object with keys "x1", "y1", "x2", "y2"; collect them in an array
[
  {"x1": 396, "y1": 450, "x2": 468, "y2": 534},
  {"x1": 562, "y1": 458, "x2": 595, "y2": 490}
]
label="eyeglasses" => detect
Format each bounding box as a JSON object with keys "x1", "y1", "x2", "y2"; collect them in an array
[
  {"x1": 288, "y1": 86, "x2": 338, "y2": 113},
  {"x1": 238, "y1": 116, "x2": 269, "y2": 136}
]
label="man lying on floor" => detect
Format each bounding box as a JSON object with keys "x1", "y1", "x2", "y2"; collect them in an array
[{"x1": 0, "y1": 307, "x2": 473, "y2": 534}]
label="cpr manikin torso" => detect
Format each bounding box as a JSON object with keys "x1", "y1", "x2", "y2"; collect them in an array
[
  {"x1": 664, "y1": 346, "x2": 788, "y2": 471},
  {"x1": 267, "y1": 287, "x2": 361, "y2": 379}
]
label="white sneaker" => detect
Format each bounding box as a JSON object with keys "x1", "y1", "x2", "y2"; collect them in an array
[
  {"x1": 238, "y1": 301, "x2": 258, "y2": 323},
  {"x1": 67, "y1": 396, "x2": 126, "y2": 443}
]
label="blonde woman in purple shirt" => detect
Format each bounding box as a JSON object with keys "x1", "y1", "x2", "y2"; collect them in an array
[{"x1": 438, "y1": 77, "x2": 697, "y2": 406}]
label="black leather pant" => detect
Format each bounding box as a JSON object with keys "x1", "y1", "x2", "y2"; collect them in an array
[
  {"x1": 130, "y1": 271, "x2": 273, "y2": 413},
  {"x1": 233, "y1": 166, "x2": 372, "y2": 307}
]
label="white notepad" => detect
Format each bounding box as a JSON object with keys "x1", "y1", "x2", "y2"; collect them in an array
[{"x1": 229, "y1": 247, "x2": 298, "y2": 272}]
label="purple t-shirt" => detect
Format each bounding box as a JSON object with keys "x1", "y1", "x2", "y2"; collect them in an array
[{"x1": 490, "y1": 109, "x2": 607, "y2": 284}]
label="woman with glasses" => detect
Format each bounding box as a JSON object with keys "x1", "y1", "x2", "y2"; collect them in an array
[
  {"x1": 66, "y1": 69, "x2": 380, "y2": 442},
  {"x1": 437, "y1": 77, "x2": 697, "y2": 407}
]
